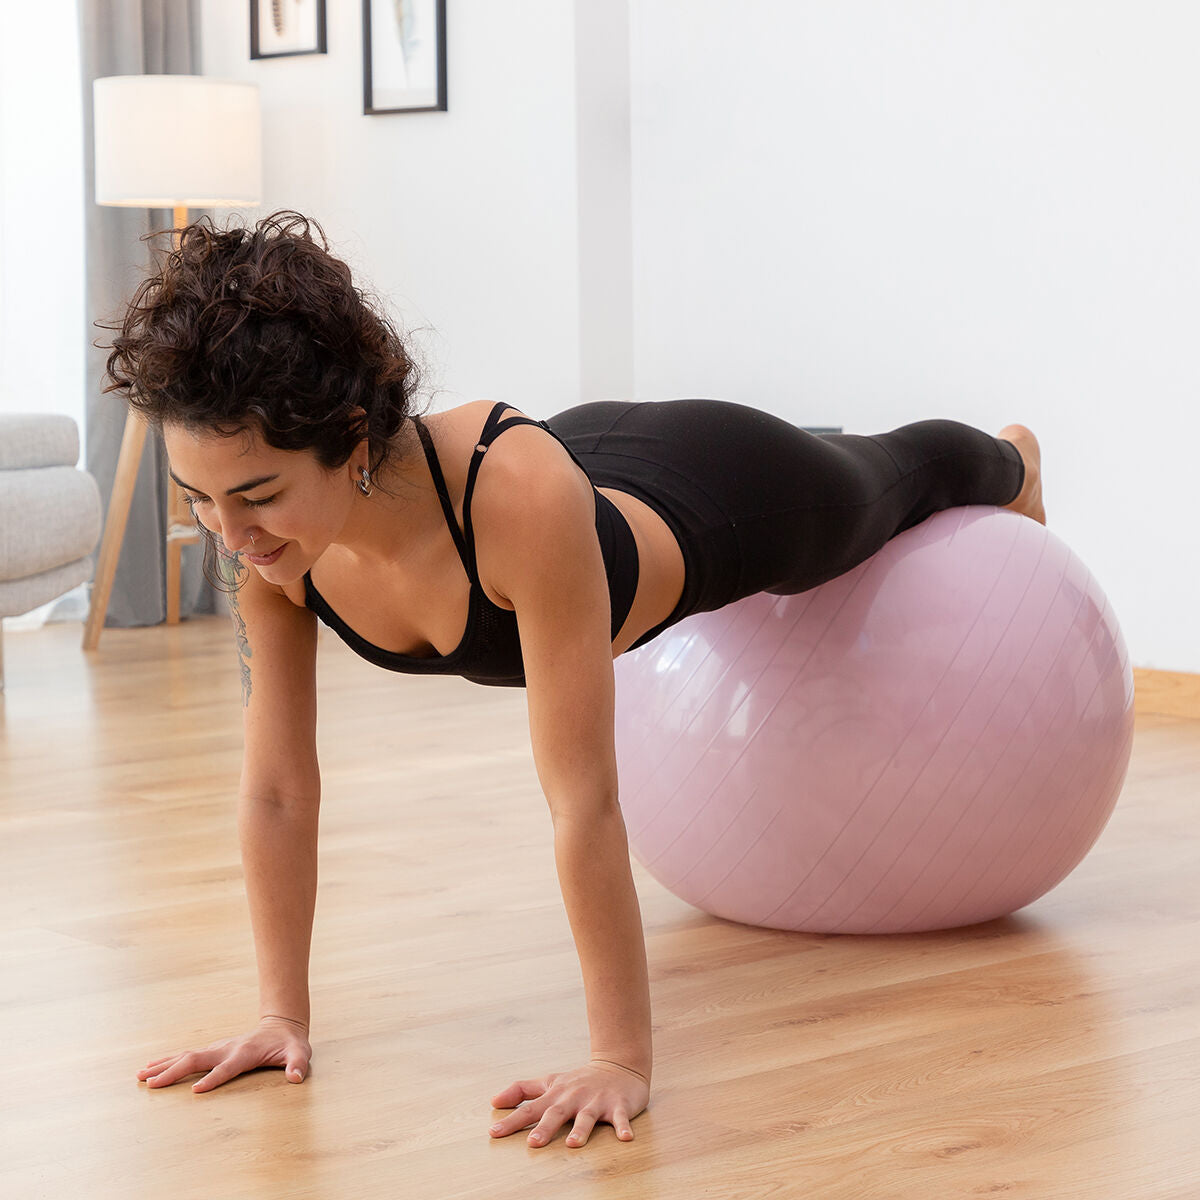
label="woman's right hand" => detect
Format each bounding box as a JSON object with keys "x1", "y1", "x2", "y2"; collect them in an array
[{"x1": 137, "y1": 1015, "x2": 312, "y2": 1093}]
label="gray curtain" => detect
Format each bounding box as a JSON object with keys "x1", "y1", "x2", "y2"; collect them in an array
[{"x1": 79, "y1": 0, "x2": 214, "y2": 626}]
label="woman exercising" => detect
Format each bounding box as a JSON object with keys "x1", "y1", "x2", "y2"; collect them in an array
[{"x1": 115, "y1": 213, "x2": 1044, "y2": 1149}]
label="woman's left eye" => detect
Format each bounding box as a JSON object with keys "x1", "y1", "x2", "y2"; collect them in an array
[{"x1": 243, "y1": 495, "x2": 276, "y2": 509}]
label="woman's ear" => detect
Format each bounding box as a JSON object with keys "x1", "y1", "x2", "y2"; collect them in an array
[{"x1": 346, "y1": 407, "x2": 371, "y2": 472}]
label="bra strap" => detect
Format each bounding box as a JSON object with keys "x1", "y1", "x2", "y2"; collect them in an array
[
  {"x1": 461, "y1": 404, "x2": 544, "y2": 578},
  {"x1": 412, "y1": 416, "x2": 470, "y2": 571}
]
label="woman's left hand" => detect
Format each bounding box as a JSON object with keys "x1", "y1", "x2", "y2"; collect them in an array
[{"x1": 489, "y1": 1060, "x2": 650, "y2": 1148}]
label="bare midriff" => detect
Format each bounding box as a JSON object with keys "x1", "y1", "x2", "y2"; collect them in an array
[{"x1": 597, "y1": 487, "x2": 685, "y2": 656}]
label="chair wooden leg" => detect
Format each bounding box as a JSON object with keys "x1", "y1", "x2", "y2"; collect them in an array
[
  {"x1": 165, "y1": 473, "x2": 202, "y2": 626},
  {"x1": 82, "y1": 410, "x2": 146, "y2": 651},
  {"x1": 166, "y1": 536, "x2": 183, "y2": 625}
]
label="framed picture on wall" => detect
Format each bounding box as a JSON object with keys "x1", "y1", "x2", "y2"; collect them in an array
[
  {"x1": 250, "y1": 0, "x2": 328, "y2": 59},
  {"x1": 363, "y1": 0, "x2": 448, "y2": 114}
]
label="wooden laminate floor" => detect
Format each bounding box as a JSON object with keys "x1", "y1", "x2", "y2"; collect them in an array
[{"x1": 1, "y1": 618, "x2": 1197, "y2": 1200}]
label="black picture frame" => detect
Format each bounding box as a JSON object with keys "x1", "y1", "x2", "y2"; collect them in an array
[
  {"x1": 363, "y1": 0, "x2": 448, "y2": 115},
  {"x1": 250, "y1": 0, "x2": 328, "y2": 60}
]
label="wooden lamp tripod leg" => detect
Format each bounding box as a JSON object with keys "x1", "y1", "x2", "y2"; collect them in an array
[{"x1": 82, "y1": 409, "x2": 146, "y2": 650}]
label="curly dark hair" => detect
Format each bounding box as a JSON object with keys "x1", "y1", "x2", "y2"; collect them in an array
[{"x1": 100, "y1": 210, "x2": 424, "y2": 588}]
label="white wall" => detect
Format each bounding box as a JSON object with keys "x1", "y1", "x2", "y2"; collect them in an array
[
  {"x1": 575, "y1": 0, "x2": 634, "y2": 402},
  {"x1": 630, "y1": 0, "x2": 1199, "y2": 673},
  {"x1": 0, "y1": 0, "x2": 86, "y2": 444},
  {"x1": 200, "y1": 0, "x2": 583, "y2": 416}
]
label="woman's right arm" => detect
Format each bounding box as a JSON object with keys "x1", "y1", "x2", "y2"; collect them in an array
[{"x1": 138, "y1": 564, "x2": 321, "y2": 1093}]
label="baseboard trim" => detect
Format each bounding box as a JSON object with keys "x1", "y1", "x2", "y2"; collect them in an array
[{"x1": 1134, "y1": 668, "x2": 1200, "y2": 720}]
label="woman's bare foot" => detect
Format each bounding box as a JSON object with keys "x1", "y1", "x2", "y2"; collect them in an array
[{"x1": 997, "y1": 424, "x2": 1046, "y2": 525}]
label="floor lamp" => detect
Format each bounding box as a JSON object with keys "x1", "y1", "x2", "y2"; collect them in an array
[{"x1": 83, "y1": 75, "x2": 262, "y2": 650}]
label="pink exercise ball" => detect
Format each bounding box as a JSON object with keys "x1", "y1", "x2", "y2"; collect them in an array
[{"x1": 614, "y1": 506, "x2": 1134, "y2": 934}]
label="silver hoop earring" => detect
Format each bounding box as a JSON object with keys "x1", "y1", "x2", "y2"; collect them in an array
[{"x1": 357, "y1": 466, "x2": 373, "y2": 497}]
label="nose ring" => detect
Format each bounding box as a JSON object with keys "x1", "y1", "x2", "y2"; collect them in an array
[{"x1": 250, "y1": 533, "x2": 256, "y2": 545}]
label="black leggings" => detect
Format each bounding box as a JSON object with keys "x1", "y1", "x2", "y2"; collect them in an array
[{"x1": 547, "y1": 399, "x2": 1025, "y2": 650}]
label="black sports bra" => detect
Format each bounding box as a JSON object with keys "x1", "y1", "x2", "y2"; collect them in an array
[{"x1": 303, "y1": 404, "x2": 639, "y2": 687}]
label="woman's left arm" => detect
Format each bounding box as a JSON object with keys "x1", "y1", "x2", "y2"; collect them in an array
[{"x1": 477, "y1": 433, "x2": 652, "y2": 1148}]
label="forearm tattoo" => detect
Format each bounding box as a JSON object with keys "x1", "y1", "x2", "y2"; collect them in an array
[
  {"x1": 218, "y1": 553, "x2": 253, "y2": 707},
  {"x1": 229, "y1": 589, "x2": 253, "y2": 708}
]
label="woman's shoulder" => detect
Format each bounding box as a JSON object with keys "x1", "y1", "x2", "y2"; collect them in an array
[
  {"x1": 418, "y1": 399, "x2": 578, "y2": 506},
  {"x1": 420, "y1": 399, "x2": 552, "y2": 483},
  {"x1": 422, "y1": 398, "x2": 524, "y2": 444}
]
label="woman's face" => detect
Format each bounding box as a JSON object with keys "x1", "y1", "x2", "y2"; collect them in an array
[{"x1": 163, "y1": 422, "x2": 363, "y2": 585}]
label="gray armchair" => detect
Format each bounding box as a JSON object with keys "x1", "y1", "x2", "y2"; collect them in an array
[{"x1": 0, "y1": 415, "x2": 101, "y2": 688}]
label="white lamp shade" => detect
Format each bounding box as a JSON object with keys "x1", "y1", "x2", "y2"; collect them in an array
[{"x1": 94, "y1": 75, "x2": 262, "y2": 208}]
